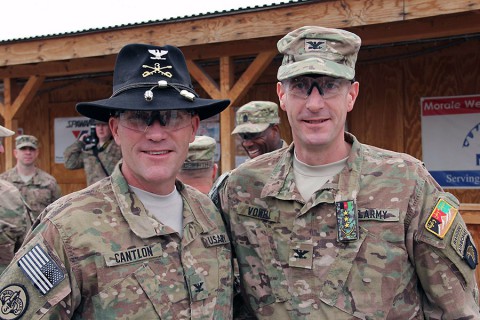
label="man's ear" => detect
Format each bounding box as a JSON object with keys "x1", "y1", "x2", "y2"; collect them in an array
[
  {"x1": 277, "y1": 82, "x2": 287, "y2": 112},
  {"x1": 190, "y1": 115, "x2": 200, "y2": 143},
  {"x1": 109, "y1": 117, "x2": 121, "y2": 146},
  {"x1": 347, "y1": 81, "x2": 360, "y2": 112}
]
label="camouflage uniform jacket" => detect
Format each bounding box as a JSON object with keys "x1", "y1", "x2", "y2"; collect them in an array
[
  {"x1": 0, "y1": 167, "x2": 61, "y2": 219},
  {"x1": 63, "y1": 138, "x2": 122, "y2": 186},
  {"x1": 0, "y1": 163, "x2": 233, "y2": 319},
  {"x1": 0, "y1": 180, "x2": 31, "y2": 274},
  {"x1": 219, "y1": 132, "x2": 480, "y2": 320}
]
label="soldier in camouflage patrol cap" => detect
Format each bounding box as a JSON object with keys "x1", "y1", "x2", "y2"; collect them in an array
[
  {"x1": 232, "y1": 101, "x2": 287, "y2": 159},
  {"x1": 0, "y1": 44, "x2": 232, "y2": 319},
  {"x1": 0, "y1": 135, "x2": 61, "y2": 219},
  {"x1": 64, "y1": 120, "x2": 122, "y2": 186},
  {"x1": 0, "y1": 125, "x2": 32, "y2": 274},
  {"x1": 177, "y1": 135, "x2": 218, "y2": 194},
  {"x1": 218, "y1": 26, "x2": 480, "y2": 319}
]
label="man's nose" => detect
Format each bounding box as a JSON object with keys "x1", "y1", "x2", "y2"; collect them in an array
[
  {"x1": 242, "y1": 139, "x2": 254, "y2": 147},
  {"x1": 305, "y1": 86, "x2": 326, "y2": 111}
]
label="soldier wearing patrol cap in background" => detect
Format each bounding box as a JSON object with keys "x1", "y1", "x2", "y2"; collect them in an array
[
  {"x1": 0, "y1": 134, "x2": 61, "y2": 219},
  {"x1": 177, "y1": 135, "x2": 218, "y2": 195},
  {"x1": 0, "y1": 125, "x2": 32, "y2": 273},
  {"x1": 218, "y1": 26, "x2": 480, "y2": 319},
  {"x1": 0, "y1": 43, "x2": 233, "y2": 319},
  {"x1": 64, "y1": 119, "x2": 122, "y2": 186},
  {"x1": 232, "y1": 101, "x2": 287, "y2": 159}
]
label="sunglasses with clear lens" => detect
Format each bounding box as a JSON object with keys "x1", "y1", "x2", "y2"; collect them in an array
[
  {"x1": 286, "y1": 76, "x2": 351, "y2": 99},
  {"x1": 118, "y1": 110, "x2": 193, "y2": 132}
]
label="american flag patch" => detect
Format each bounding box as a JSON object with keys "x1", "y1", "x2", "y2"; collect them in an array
[{"x1": 18, "y1": 244, "x2": 65, "y2": 295}]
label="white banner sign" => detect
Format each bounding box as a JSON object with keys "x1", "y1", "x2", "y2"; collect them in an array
[
  {"x1": 421, "y1": 94, "x2": 480, "y2": 188},
  {"x1": 54, "y1": 117, "x2": 94, "y2": 163}
]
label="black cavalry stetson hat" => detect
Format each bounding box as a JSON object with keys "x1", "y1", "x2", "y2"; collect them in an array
[{"x1": 76, "y1": 44, "x2": 230, "y2": 122}]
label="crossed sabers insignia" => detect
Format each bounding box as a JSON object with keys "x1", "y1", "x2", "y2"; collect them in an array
[{"x1": 142, "y1": 63, "x2": 173, "y2": 78}]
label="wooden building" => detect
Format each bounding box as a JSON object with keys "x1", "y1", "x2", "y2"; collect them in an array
[{"x1": 1, "y1": 0, "x2": 480, "y2": 278}]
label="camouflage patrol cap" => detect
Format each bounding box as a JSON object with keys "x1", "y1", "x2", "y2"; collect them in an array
[
  {"x1": 0, "y1": 125, "x2": 14, "y2": 138},
  {"x1": 15, "y1": 135, "x2": 38, "y2": 149},
  {"x1": 182, "y1": 136, "x2": 216, "y2": 170},
  {"x1": 277, "y1": 26, "x2": 361, "y2": 81},
  {"x1": 231, "y1": 101, "x2": 280, "y2": 134}
]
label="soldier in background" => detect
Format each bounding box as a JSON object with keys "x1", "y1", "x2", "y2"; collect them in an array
[
  {"x1": 177, "y1": 135, "x2": 218, "y2": 194},
  {"x1": 0, "y1": 43, "x2": 232, "y2": 319},
  {"x1": 219, "y1": 26, "x2": 480, "y2": 319},
  {"x1": 232, "y1": 101, "x2": 287, "y2": 159},
  {"x1": 63, "y1": 120, "x2": 122, "y2": 186},
  {"x1": 0, "y1": 135, "x2": 61, "y2": 219},
  {"x1": 0, "y1": 125, "x2": 31, "y2": 273}
]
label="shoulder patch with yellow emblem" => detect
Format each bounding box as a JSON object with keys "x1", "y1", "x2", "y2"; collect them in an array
[{"x1": 425, "y1": 198, "x2": 458, "y2": 239}]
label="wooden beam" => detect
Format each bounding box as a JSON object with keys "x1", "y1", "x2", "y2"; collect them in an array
[
  {"x1": 219, "y1": 56, "x2": 235, "y2": 172},
  {"x1": 6, "y1": 75, "x2": 45, "y2": 119},
  {"x1": 186, "y1": 60, "x2": 221, "y2": 99},
  {"x1": 0, "y1": 1, "x2": 477, "y2": 67},
  {"x1": 228, "y1": 50, "x2": 278, "y2": 107}
]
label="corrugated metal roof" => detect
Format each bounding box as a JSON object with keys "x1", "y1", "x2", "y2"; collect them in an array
[{"x1": 0, "y1": 0, "x2": 306, "y2": 43}]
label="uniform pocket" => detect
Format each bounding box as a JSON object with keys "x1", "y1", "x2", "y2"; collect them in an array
[
  {"x1": 236, "y1": 224, "x2": 289, "y2": 311},
  {"x1": 321, "y1": 226, "x2": 408, "y2": 319},
  {"x1": 94, "y1": 260, "x2": 189, "y2": 319}
]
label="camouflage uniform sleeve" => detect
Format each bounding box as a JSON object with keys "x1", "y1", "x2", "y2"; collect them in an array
[
  {"x1": 63, "y1": 140, "x2": 85, "y2": 170},
  {"x1": 53, "y1": 183, "x2": 62, "y2": 201},
  {"x1": 0, "y1": 219, "x2": 80, "y2": 319},
  {"x1": 0, "y1": 184, "x2": 29, "y2": 272},
  {"x1": 217, "y1": 174, "x2": 258, "y2": 320},
  {"x1": 409, "y1": 172, "x2": 480, "y2": 318},
  {"x1": 213, "y1": 172, "x2": 232, "y2": 237}
]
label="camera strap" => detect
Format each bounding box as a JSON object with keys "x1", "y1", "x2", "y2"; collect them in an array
[{"x1": 92, "y1": 140, "x2": 111, "y2": 176}]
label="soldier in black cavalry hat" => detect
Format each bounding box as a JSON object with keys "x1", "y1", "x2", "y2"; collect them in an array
[{"x1": 0, "y1": 44, "x2": 233, "y2": 319}]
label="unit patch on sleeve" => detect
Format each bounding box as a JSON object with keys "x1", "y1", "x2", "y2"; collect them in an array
[
  {"x1": 425, "y1": 198, "x2": 458, "y2": 239},
  {"x1": 0, "y1": 284, "x2": 29, "y2": 320},
  {"x1": 17, "y1": 244, "x2": 65, "y2": 295},
  {"x1": 463, "y1": 236, "x2": 478, "y2": 270},
  {"x1": 451, "y1": 223, "x2": 469, "y2": 258}
]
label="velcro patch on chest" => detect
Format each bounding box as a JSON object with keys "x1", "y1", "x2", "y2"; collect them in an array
[
  {"x1": 336, "y1": 200, "x2": 359, "y2": 242},
  {"x1": 104, "y1": 245, "x2": 162, "y2": 267},
  {"x1": 425, "y1": 198, "x2": 458, "y2": 239},
  {"x1": 358, "y1": 208, "x2": 400, "y2": 221},
  {"x1": 201, "y1": 233, "x2": 230, "y2": 248},
  {"x1": 289, "y1": 243, "x2": 313, "y2": 269},
  {"x1": 239, "y1": 206, "x2": 279, "y2": 222}
]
